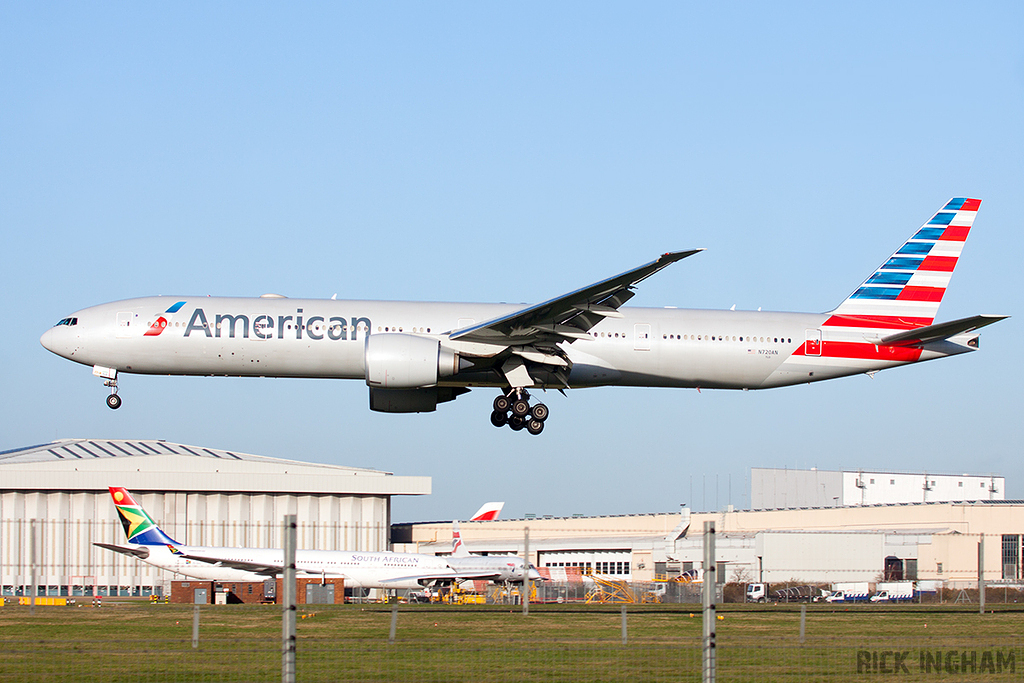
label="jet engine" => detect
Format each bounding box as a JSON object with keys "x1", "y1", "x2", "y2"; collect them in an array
[
  {"x1": 364, "y1": 333, "x2": 460, "y2": 389},
  {"x1": 364, "y1": 334, "x2": 470, "y2": 413}
]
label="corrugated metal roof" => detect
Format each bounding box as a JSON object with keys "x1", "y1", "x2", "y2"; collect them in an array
[
  {"x1": 0, "y1": 439, "x2": 379, "y2": 472},
  {"x1": 0, "y1": 439, "x2": 431, "y2": 496}
]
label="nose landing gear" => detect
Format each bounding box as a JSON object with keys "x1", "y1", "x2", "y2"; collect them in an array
[
  {"x1": 490, "y1": 391, "x2": 548, "y2": 435},
  {"x1": 93, "y1": 365, "x2": 122, "y2": 410},
  {"x1": 105, "y1": 391, "x2": 122, "y2": 410}
]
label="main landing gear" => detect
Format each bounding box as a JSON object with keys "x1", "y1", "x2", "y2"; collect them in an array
[{"x1": 490, "y1": 391, "x2": 548, "y2": 435}]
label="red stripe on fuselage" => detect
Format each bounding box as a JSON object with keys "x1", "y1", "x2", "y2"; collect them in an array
[
  {"x1": 791, "y1": 341, "x2": 922, "y2": 362},
  {"x1": 821, "y1": 314, "x2": 933, "y2": 330}
]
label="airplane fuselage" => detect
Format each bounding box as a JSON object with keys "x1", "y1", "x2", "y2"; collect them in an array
[
  {"x1": 131, "y1": 543, "x2": 495, "y2": 589},
  {"x1": 41, "y1": 296, "x2": 974, "y2": 392}
]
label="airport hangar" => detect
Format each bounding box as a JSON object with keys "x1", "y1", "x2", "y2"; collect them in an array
[
  {"x1": 3, "y1": 441, "x2": 1020, "y2": 596},
  {"x1": 0, "y1": 439, "x2": 430, "y2": 597},
  {"x1": 395, "y1": 468, "x2": 1022, "y2": 590}
]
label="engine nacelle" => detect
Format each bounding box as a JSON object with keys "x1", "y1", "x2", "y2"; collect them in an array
[
  {"x1": 368, "y1": 386, "x2": 468, "y2": 413},
  {"x1": 364, "y1": 333, "x2": 459, "y2": 389}
]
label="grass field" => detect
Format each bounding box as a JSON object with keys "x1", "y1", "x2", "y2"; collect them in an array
[{"x1": 2, "y1": 602, "x2": 1022, "y2": 682}]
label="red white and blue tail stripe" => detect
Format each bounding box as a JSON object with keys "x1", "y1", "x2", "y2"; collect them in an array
[{"x1": 826, "y1": 198, "x2": 980, "y2": 331}]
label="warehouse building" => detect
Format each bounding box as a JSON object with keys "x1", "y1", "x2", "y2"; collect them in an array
[
  {"x1": 0, "y1": 439, "x2": 430, "y2": 598},
  {"x1": 398, "y1": 499, "x2": 1024, "y2": 589},
  {"x1": 751, "y1": 467, "x2": 1005, "y2": 508}
]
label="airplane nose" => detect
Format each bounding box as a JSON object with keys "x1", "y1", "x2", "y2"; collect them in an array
[
  {"x1": 41, "y1": 324, "x2": 75, "y2": 359},
  {"x1": 40, "y1": 327, "x2": 57, "y2": 353}
]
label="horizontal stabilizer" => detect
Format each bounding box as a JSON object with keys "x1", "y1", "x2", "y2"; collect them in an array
[
  {"x1": 94, "y1": 542, "x2": 150, "y2": 560},
  {"x1": 880, "y1": 314, "x2": 1009, "y2": 347}
]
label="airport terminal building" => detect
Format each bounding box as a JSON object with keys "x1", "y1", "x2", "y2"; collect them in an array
[{"x1": 0, "y1": 439, "x2": 430, "y2": 597}]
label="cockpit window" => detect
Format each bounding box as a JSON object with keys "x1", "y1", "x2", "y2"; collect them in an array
[{"x1": 54, "y1": 317, "x2": 78, "y2": 327}]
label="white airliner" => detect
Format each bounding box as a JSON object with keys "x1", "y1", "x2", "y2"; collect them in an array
[
  {"x1": 42, "y1": 199, "x2": 1006, "y2": 435},
  {"x1": 98, "y1": 487, "x2": 539, "y2": 587}
]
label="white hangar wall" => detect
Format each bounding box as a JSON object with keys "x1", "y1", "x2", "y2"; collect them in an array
[
  {"x1": 0, "y1": 439, "x2": 430, "y2": 597},
  {"x1": 752, "y1": 467, "x2": 1005, "y2": 508}
]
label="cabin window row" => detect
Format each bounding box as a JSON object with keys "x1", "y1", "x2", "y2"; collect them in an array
[{"x1": 662, "y1": 334, "x2": 793, "y2": 343}]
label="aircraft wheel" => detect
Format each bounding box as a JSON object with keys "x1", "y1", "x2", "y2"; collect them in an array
[
  {"x1": 511, "y1": 399, "x2": 530, "y2": 417},
  {"x1": 509, "y1": 415, "x2": 526, "y2": 431},
  {"x1": 530, "y1": 403, "x2": 549, "y2": 421},
  {"x1": 493, "y1": 395, "x2": 511, "y2": 412},
  {"x1": 106, "y1": 394, "x2": 122, "y2": 410},
  {"x1": 490, "y1": 410, "x2": 508, "y2": 428},
  {"x1": 526, "y1": 419, "x2": 544, "y2": 435}
]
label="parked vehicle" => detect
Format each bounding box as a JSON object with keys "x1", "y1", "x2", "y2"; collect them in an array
[
  {"x1": 746, "y1": 583, "x2": 769, "y2": 603},
  {"x1": 870, "y1": 581, "x2": 915, "y2": 602},
  {"x1": 825, "y1": 582, "x2": 870, "y2": 603}
]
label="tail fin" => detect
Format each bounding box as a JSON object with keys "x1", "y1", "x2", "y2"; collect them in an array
[
  {"x1": 826, "y1": 198, "x2": 981, "y2": 330},
  {"x1": 470, "y1": 502, "x2": 504, "y2": 521},
  {"x1": 451, "y1": 521, "x2": 470, "y2": 557},
  {"x1": 108, "y1": 487, "x2": 180, "y2": 546}
]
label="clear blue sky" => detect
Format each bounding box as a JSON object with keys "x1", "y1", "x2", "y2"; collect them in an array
[{"x1": 2, "y1": 2, "x2": 1020, "y2": 523}]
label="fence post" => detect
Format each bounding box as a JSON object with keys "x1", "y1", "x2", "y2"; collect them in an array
[
  {"x1": 702, "y1": 521, "x2": 716, "y2": 683},
  {"x1": 389, "y1": 604, "x2": 398, "y2": 644},
  {"x1": 978, "y1": 535, "x2": 985, "y2": 615},
  {"x1": 30, "y1": 519, "x2": 37, "y2": 615},
  {"x1": 192, "y1": 605, "x2": 200, "y2": 648},
  {"x1": 621, "y1": 605, "x2": 628, "y2": 645},
  {"x1": 282, "y1": 514, "x2": 297, "y2": 683},
  {"x1": 799, "y1": 604, "x2": 806, "y2": 644},
  {"x1": 523, "y1": 527, "x2": 530, "y2": 616}
]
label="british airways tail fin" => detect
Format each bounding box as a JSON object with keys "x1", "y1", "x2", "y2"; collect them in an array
[
  {"x1": 108, "y1": 486, "x2": 180, "y2": 546},
  {"x1": 453, "y1": 502, "x2": 504, "y2": 557},
  {"x1": 826, "y1": 198, "x2": 981, "y2": 331},
  {"x1": 451, "y1": 521, "x2": 469, "y2": 557},
  {"x1": 470, "y1": 502, "x2": 504, "y2": 521}
]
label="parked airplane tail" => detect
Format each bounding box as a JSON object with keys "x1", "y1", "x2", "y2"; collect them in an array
[
  {"x1": 108, "y1": 486, "x2": 180, "y2": 546},
  {"x1": 826, "y1": 198, "x2": 981, "y2": 331},
  {"x1": 470, "y1": 502, "x2": 504, "y2": 521},
  {"x1": 451, "y1": 521, "x2": 469, "y2": 557}
]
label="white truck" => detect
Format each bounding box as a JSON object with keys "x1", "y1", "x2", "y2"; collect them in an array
[
  {"x1": 824, "y1": 582, "x2": 870, "y2": 603},
  {"x1": 870, "y1": 581, "x2": 915, "y2": 603},
  {"x1": 746, "y1": 583, "x2": 769, "y2": 602}
]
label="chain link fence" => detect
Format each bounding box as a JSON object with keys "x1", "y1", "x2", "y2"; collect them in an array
[{"x1": 2, "y1": 603, "x2": 1023, "y2": 682}]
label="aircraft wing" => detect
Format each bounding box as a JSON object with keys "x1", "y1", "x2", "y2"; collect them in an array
[
  {"x1": 175, "y1": 552, "x2": 348, "y2": 578},
  {"x1": 176, "y1": 552, "x2": 283, "y2": 576},
  {"x1": 880, "y1": 314, "x2": 1009, "y2": 347},
  {"x1": 379, "y1": 570, "x2": 505, "y2": 584},
  {"x1": 449, "y1": 250, "x2": 702, "y2": 346},
  {"x1": 94, "y1": 542, "x2": 150, "y2": 560}
]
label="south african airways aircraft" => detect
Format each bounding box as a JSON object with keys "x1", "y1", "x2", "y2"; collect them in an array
[
  {"x1": 42, "y1": 199, "x2": 1006, "y2": 435},
  {"x1": 97, "y1": 487, "x2": 537, "y2": 587}
]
